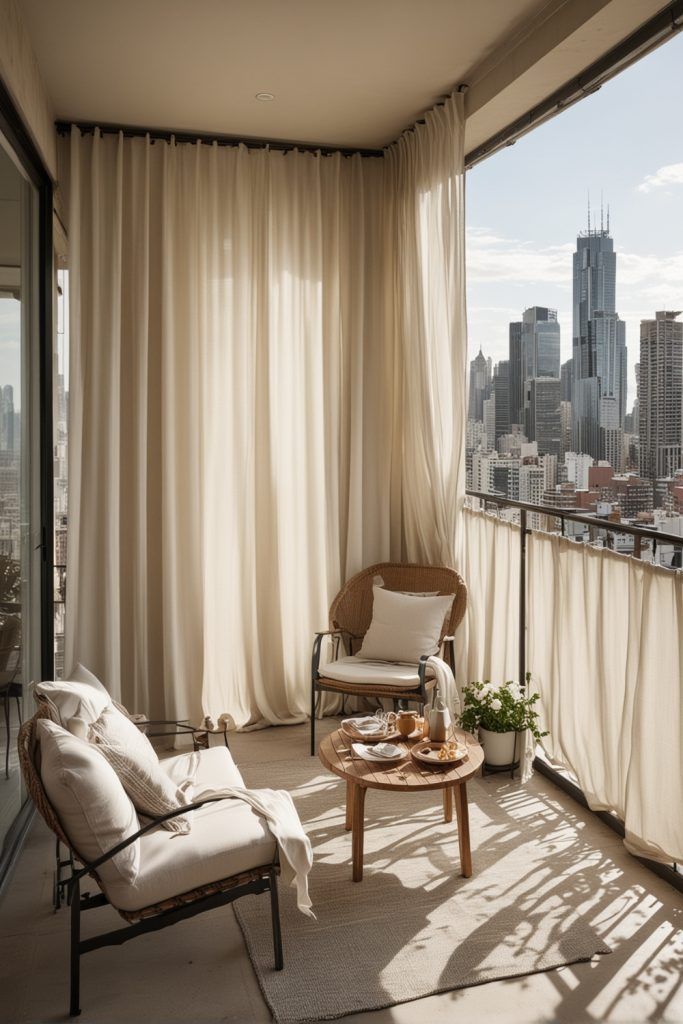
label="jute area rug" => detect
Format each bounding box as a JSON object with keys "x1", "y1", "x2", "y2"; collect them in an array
[{"x1": 235, "y1": 757, "x2": 610, "y2": 1024}]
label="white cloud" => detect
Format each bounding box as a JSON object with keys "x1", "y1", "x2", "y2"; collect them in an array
[
  {"x1": 467, "y1": 227, "x2": 573, "y2": 285},
  {"x1": 637, "y1": 162, "x2": 683, "y2": 193}
]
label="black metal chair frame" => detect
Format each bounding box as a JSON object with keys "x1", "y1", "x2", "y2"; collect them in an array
[
  {"x1": 65, "y1": 797, "x2": 283, "y2": 1017},
  {"x1": 2, "y1": 678, "x2": 22, "y2": 778}
]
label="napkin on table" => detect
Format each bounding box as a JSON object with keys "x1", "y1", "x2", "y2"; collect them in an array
[{"x1": 343, "y1": 716, "x2": 383, "y2": 734}]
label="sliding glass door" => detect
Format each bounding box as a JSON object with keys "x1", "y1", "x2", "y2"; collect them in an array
[{"x1": 0, "y1": 128, "x2": 45, "y2": 856}]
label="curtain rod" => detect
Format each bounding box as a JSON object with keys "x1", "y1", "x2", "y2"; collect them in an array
[
  {"x1": 55, "y1": 120, "x2": 385, "y2": 159},
  {"x1": 464, "y1": 0, "x2": 683, "y2": 168}
]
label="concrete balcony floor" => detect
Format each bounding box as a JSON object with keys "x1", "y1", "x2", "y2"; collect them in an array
[{"x1": 1, "y1": 716, "x2": 682, "y2": 1023}]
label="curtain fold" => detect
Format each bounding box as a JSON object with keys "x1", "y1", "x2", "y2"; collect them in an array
[
  {"x1": 528, "y1": 531, "x2": 683, "y2": 864},
  {"x1": 64, "y1": 97, "x2": 467, "y2": 728},
  {"x1": 386, "y1": 96, "x2": 467, "y2": 567}
]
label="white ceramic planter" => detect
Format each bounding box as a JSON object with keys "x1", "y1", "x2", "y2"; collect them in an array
[{"x1": 478, "y1": 727, "x2": 523, "y2": 767}]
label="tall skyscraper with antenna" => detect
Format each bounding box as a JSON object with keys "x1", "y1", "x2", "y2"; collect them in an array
[{"x1": 572, "y1": 199, "x2": 627, "y2": 465}]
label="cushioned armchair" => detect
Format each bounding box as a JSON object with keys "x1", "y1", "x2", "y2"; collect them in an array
[
  {"x1": 310, "y1": 562, "x2": 467, "y2": 755},
  {"x1": 19, "y1": 706, "x2": 284, "y2": 1017}
]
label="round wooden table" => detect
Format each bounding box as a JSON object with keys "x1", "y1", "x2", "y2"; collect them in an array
[{"x1": 318, "y1": 727, "x2": 484, "y2": 882}]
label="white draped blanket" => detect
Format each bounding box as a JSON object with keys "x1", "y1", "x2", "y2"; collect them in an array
[
  {"x1": 189, "y1": 780, "x2": 315, "y2": 918},
  {"x1": 424, "y1": 656, "x2": 461, "y2": 721}
]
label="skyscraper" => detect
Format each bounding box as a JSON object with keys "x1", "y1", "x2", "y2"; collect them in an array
[
  {"x1": 483, "y1": 395, "x2": 496, "y2": 449},
  {"x1": 639, "y1": 311, "x2": 683, "y2": 480},
  {"x1": 524, "y1": 377, "x2": 561, "y2": 456},
  {"x1": 468, "y1": 348, "x2": 488, "y2": 422},
  {"x1": 508, "y1": 321, "x2": 523, "y2": 427},
  {"x1": 560, "y1": 358, "x2": 573, "y2": 402},
  {"x1": 0, "y1": 386, "x2": 14, "y2": 453},
  {"x1": 493, "y1": 360, "x2": 510, "y2": 445},
  {"x1": 571, "y1": 210, "x2": 627, "y2": 460},
  {"x1": 522, "y1": 306, "x2": 560, "y2": 381}
]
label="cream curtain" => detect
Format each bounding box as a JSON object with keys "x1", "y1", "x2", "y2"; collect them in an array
[
  {"x1": 458, "y1": 508, "x2": 520, "y2": 686},
  {"x1": 386, "y1": 96, "x2": 467, "y2": 567},
  {"x1": 63, "y1": 95, "x2": 467, "y2": 728},
  {"x1": 528, "y1": 532, "x2": 683, "y2": 864}
]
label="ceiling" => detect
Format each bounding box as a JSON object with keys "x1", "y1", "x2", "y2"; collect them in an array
[{"x1": 20, "y1": 0, "x2": 672, "y2": 153}]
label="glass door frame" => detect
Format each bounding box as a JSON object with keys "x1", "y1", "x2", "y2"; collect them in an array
[{"x1": 0, "y1": 76, "x2": 53, "y2": 884}]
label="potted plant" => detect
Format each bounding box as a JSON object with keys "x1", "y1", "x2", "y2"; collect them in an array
[{"x1": 459, "y1": 674, "x2": 547, "y2": 768}]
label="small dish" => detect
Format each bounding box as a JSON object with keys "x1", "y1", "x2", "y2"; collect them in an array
[
  {"x1": 341, "y1": 720, "x2": 400, "y2": 743},
  {"x1": 411, "y1": 740, "x2": 467, "y2": 767}
]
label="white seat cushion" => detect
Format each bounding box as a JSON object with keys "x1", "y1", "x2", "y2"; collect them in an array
[
  {"x1": 320, "y1": 655, "x2": 433, "y2": 689},
  {"x1": 102, "y1": 747, "x2": 275, "y2": 912}
]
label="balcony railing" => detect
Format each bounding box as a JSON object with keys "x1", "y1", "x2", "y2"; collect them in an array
[{"x1": 464, "y1": 489, "x2": 682, "y2": 892}]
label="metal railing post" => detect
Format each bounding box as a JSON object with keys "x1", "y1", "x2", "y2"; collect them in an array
[{"x1": 519, "y1": 508, "x2": 527, "y2": 687}]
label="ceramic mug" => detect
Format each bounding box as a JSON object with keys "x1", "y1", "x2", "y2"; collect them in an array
[{"x1": 396, "y1": 709, "x2": 417, "y2": 737}]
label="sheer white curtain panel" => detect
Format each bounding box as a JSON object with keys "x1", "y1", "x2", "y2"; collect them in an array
[
  {"x1": 528, "y1": 531, "x2": 683, "y2": 864},
  {"x1": 64, "y1": 130, "x2": 396, "y2": 727},
  {"x1": 457, "y1": 508, "x2": 520, "y2": 686},
  {"x1": 63, "y1": 96, "x2": 467, "y2": 728},
  {"x1": 385, "y1": 95, "x2": 467, "y2": 568}
]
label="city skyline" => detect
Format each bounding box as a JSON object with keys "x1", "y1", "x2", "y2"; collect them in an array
[{"x1": 466, "y1": 30, "x2": 683, "y2": 408}]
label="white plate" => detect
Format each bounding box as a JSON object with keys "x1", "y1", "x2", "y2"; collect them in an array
[
  {"x1": 411, "y1": 743, "x2": 468, "y2": 765},
  {"x1": 351, "y1": 741, "x2": 406, "y2": 763}
]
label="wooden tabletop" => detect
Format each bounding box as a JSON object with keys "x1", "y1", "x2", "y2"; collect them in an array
[{"x1": 318, "y1": 726, "x2": 484, "y2": 792}]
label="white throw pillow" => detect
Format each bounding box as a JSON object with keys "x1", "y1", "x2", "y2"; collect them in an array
[
  {"x1": 37, "y1": 718, "x2": 140, "y2": 886},
  {"x1": 358, "y1": 586, "x2": 454, "y2": 664},
  {"x1": 89, "y1": 703, "x2": 159, "y2": 765},
  {"x1": 35, "y1": 679, "x2": 111, "y2": 728},
  {"x1": 69, "y1": 663, "x2": 109, "y2": 696},
  {"x1": 88, "y1": 707, "x2": 190, "y2": 834}
]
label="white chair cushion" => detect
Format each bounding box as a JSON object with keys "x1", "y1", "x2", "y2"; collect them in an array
[
  {"x1": 37, "y1": 718, "x2": 140, "y2": 886},
  {"x1": 35, "y1": 679, "x2": 111, "y2": 728},
  {"x1": 102, "y1": 746, "x2": 276, "y2": 912},
  {"x1": 163, "y1": 745, "x2": 245, "y2": 790},
  {"x1": 357, "y1": 585, "x2": 454, "y2": 664},
  {"x1": 320, "y1": 655, "x2": 434, "y2": 688},
  {"x1": 89, "y1": 707, "x2": 189, "y2": 833}
]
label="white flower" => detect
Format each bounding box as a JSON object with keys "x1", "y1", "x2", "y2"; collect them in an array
[
  {"x1": 479, "y1": 683, "x2": 492, "y2": 698},
  {"x1": 490, "y1": 697, "x2": 502, "y2": 712}
]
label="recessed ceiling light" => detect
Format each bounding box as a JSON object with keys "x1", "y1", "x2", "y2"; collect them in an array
[{"x1": 255, "y1": 92, "x2": 275, "y2": 102}]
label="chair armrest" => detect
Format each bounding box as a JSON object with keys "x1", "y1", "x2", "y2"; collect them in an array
[
  {"x1": 136, "y1": 719, "x2": 197, "y2": 732},
  {"x1": 311, "y1": 629, "x2": 365, "y2": 678},
  {"x1": 311, "y1": 631, "x2": 341, "y2": 678},
  {"x1": 69, "y1": 797, "x2": 227, "y2": 887}
]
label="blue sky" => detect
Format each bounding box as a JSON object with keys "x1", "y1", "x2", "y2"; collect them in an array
[{"x1": 466, "y1": 30, "x2": 683, "y2": 409}]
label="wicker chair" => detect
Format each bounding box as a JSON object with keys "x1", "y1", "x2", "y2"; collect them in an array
[
  {"x1": 19, "y1": 707, "x2": 283, "y2": 1017},
  {"x1": 310, "y1": 562, "x2": 467, "y2": 755}
]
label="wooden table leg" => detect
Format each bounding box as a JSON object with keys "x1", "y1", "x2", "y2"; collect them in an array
[
  {"x1": 345, "y1": 781, "x2": 353, "y2": 831},
  {"x1": 443, "y1": 786, "x2": 453, "y2": 823},
  {"x1": 351, "y1": 783, "x2": 367, "y2": 882},
  {"x1": 453, "y1": 781, "x2": 472, "y2": 878}
]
